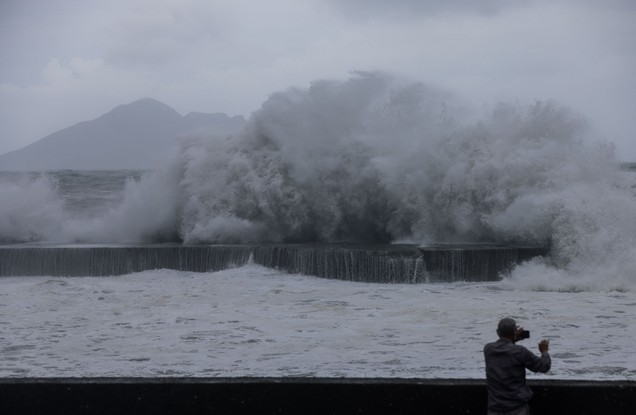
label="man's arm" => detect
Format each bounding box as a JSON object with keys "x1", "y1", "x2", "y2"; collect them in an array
[{"x1": 524, "y1": 339, "x2": 551, "y2": 373}]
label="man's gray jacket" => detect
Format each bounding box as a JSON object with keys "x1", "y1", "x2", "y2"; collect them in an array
[{"x1": 484, "y1": 338, "x2": 551, "y2": 412}]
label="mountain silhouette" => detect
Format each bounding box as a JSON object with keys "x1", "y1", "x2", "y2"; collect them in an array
[{"x1": 0, "y1": 98, "x2": 246, "y2": 171}]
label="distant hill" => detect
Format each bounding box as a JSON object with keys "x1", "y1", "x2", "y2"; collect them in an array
[{"x1": 0, "y1": 98, "x2": 246, "y2": 171}]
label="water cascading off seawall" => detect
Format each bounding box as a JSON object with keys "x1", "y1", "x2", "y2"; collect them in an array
[
  {"x1": 0, "y1": 244, "x2": 549, "y2": 282},
  {"x1": 418, "y1": 244, "x2": 550, "y2": 282}
]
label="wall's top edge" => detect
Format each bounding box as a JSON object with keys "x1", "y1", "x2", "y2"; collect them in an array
[
  {"x1": 0, "y1": 243, "x2": 549, "y2": 253},
  {"x1": 1, "y1": 377, "x2": 634, "y2": 387}
]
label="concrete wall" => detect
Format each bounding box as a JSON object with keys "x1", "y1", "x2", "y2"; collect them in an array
[
  {"x1": 0, "y1": 244, "x2": 548, "y2": 282},
  {"x1": 1, "y1": 378, "x2": 634, "y2": 414}
]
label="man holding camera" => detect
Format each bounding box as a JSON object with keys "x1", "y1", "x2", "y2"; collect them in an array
[{"x1": 484, "y1": 317, "x2": 551, "y2": 415}]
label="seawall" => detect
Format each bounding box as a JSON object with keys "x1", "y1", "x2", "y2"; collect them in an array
[
  {"x1": 0, "y1": 378, "x2": 633, "y2": 415},
  {"x1": 0, "y1": 244, "x2": 548, "y2": 282}
]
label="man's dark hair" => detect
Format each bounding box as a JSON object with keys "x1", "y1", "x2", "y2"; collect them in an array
[{"x1": 497, "y1": 317, "x2": 517, "y2": 337}]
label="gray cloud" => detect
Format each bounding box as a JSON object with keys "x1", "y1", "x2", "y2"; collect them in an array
[
  {"x1": 323, "y1": 0, "x2": 534, "y2": 19},
  {"x1": 327, "y1": 0, "x2": 636, "y2": 19},
  {"x1": 103, "y1": 2, "x2": 228, "y2": 68}
]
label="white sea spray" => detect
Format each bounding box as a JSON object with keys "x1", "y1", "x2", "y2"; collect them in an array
[
  {"x1": 2, "y1": 72, "x2": 635, "y2": 290},
  {"x1": 0, "y1": 174, "x2": 65, "y2": 242}
]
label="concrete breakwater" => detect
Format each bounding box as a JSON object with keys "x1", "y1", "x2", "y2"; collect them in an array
[
  {"x1": 0, "y1": 378, "x2": 633, "y2": 415},
  {"x1": 0, "y1": 244, "x2": 548, "y2": 282}
]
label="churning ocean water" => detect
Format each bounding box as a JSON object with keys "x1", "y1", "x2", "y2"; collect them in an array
[{"x1": 1, "y1": 73, "x2": 636, "y2": 379}]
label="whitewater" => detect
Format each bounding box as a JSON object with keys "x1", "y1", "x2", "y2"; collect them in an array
[
  {"x1": 2, "y1": 265, "x2": 635, "y2": 379},
  {"x1": 1, "y1": 73, "x2": 636, "y2": 378}
]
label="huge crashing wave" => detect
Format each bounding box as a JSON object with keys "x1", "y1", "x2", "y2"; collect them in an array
[{"x1": 2, "y1": 72, "x2": 635, "y2": 289}]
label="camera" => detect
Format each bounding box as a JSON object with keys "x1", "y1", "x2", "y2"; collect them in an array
[{"x1": 518, "y1": 330, "x2": 530, "y2": 340}]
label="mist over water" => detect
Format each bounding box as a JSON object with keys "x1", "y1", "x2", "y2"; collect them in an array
[{"x1": 2, "y1": 73, "x2": 635, "y2": 290}]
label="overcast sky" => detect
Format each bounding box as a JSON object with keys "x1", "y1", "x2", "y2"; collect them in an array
[{"x1": 1, "y1": 0, "x2": 635, "y2": 159}]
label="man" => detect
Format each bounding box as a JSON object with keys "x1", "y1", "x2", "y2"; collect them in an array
[{"x1": 484, "y1": 317, "x2": 551, "y2": 415}]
